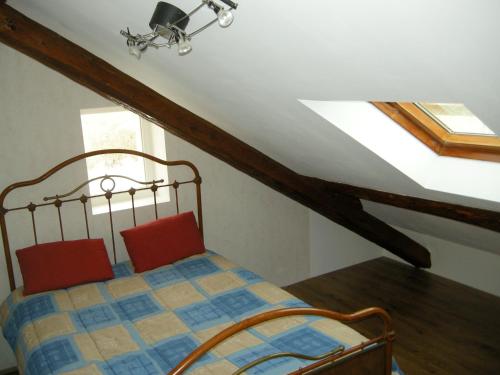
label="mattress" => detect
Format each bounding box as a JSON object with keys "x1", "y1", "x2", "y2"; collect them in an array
[{"x1": 0, "y1": 250, "x2": 403, "y2": 374}]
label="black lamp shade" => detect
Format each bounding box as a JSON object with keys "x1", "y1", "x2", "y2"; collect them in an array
[{"x1": 149, "y1": 2, "x2": 190, "y2": 32}]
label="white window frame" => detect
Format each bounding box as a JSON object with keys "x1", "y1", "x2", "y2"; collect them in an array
[{"x1": 80, "y1": 106, "x2": 169, "y2": 215}]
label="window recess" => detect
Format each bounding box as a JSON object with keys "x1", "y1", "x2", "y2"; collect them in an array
[
  {"x1": 372, "y1": 102, "x2": 500, "y2": 163},
  {"x1": 80, "y1": 107, "x2": 169, "y2": 214}
]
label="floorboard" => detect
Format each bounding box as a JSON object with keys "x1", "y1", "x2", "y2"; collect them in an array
[{"x1": 284, "y1": 257, "x2": 500, "y2": 375}]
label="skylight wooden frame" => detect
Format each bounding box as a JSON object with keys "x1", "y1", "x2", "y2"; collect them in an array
[{"x1": 372, "y1": 102, "x2": 500, "y2": 163}]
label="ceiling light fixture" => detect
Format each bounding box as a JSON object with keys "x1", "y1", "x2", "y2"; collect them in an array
[{"x1": 120, "y1": 0, "x2": 238, "y2": 58}]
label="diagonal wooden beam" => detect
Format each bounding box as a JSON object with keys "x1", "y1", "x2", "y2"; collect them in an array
[
  {"x1": 314, "y1": 178, "x2": 500, "y2": 233},
  {"x1": 0, "y1": 3, "x2": 431, "y2": 267},
  {"x1": 311, "y1": 200, "x2": 431, "y2": 267},
  {"x1": 340, "y1": 209, "x2": 432, "y2": 267}
]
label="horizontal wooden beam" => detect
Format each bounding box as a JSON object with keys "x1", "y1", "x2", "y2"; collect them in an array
[
  {"x1": 0, "y1": 3, "x2": 431, "y2": 268},
  {"x1": 315, "y1": 178, "x2": 500, "y2": 233}
]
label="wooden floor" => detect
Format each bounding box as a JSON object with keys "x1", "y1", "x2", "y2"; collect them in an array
[{"x1": 285, "y1": 257, "x2": 500, "y2": 375}]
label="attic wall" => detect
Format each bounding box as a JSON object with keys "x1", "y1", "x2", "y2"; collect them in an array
[
  {"x1": 310, "y1": 206, "x2": 500, "y2": 297},
  {"x1": 384, "y1": 227, "x2": 500, "y2": 297},
  {"x1": 162, "y1": 133, "x2": 310, "y2": 286},
  {"x1": 309, "y1": 210, "x2": 383, "y2": 276},
  {"x1": 0, "y1": 44, "x2": 310, "y2": 368}
]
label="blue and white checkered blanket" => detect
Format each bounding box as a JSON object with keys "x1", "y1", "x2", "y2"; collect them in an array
[{"x1": 1, "y1": 251, "x2": 403, "y2": 374}]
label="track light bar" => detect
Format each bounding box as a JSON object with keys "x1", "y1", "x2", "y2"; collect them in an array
[{"x1": 120, "y1": 0, "x2": 238, "y2": 57}]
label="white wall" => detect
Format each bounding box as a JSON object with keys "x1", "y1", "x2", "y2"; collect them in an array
[
  {"x1": 310, "y1": 184, "x2": 500, "y2": 294},
  {"x1": 309, "y1": 209, "x2": 500, "y2": 298},
  {"x1": 0, "y1": 44, "x2": 310, "y2": 369},
  {"x1": 384, "y1": 227, "x2": 500, "y2": 298},
  {"x1": 309, "y1": 210, "x2": 383, "y2": 277},
  {"x1": 164, "y1": 135, "x2": 310, "y2": 286}
]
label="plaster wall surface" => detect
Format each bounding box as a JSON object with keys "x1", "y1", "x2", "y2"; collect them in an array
[{"x1": 0, "y1": 44, "x2": 310, "y2": 369}]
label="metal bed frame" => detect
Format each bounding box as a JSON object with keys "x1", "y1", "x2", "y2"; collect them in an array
[{"x1": 0, "y1": 149, "x2": 395, "y2": 375}]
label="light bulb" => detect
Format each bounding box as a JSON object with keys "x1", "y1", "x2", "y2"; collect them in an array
[
  {"x1": 217, "y1": 9, "x2": 234, "y2": 28},
  {"x1": 178, "y1": 38, "x2": 192, "y2": 56},
  {"x1": 128, "y1": 45, "x2": 142, "y2": 59}
]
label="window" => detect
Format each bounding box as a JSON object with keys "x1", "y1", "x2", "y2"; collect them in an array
[
  {"x1": 299, "y1": 100, "x2": 500, "y2": 202},
  {"x1": 416, "y1": 103, "x2": 495, "y2": 136},
  {"x1": 80, "y1": 107, "x2": 169, "y2": 214},
  {"x1": 372, "y1": 102, "x2": 500, "y2": 163}
]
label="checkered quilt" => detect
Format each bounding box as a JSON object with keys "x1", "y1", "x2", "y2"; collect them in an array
[{"x1": 0, "y1": 251, "x2": 403, "y2": 374}]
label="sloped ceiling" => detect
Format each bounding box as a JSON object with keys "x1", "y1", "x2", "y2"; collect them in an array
[{"x1": 6, "y1": 0, "x2": 500, "y2": 251}]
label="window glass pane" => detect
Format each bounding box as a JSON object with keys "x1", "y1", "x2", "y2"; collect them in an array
[
  {"x1": 80, "y1": 109, "x2": 146, "y2": 196},
  {"x1": 417, "y1": 103, "x2": 495, "y2": 136}
]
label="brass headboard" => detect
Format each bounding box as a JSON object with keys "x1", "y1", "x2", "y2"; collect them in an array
[{"x1": 0, "y1": 149, "x2": 203, "y2": 291}]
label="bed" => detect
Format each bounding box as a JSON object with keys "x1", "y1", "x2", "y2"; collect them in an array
[{"x1": 0, "y1": 149, "x2": 402, "y2": 375}]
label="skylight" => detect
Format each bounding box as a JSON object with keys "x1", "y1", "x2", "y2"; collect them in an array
[
  {"x1": 300, "y1": 100, "x2": 500, "y2": 203},
  {"x1": 372, "y1": 102, "x2": 500, "y2": 163},
  {"x1": 416, "y1": 103, "x2": 495, "y2": 136}
]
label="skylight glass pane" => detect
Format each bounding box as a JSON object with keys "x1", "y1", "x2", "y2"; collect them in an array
[{"x1": 416, "y1": 103, "x2": 495, "y2": 136}]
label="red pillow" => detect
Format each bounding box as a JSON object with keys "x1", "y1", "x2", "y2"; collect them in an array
[
  {"x1": 120, "y1": 211, "x2": 205, "y2": 273},
  {"x1": 16, "y1": 239, "x2": 114, "y2": 296}
]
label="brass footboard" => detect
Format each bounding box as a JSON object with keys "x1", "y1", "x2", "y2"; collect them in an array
[{"x1": 168, "y1": 307, "x2": 395, "y2": 375}]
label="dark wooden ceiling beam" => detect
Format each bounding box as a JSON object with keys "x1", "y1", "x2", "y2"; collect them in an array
[
  {"x1": 314, "y1": 178, "x2": 500, "y2": 233},
  {"x1": 311, "y1": 200, "x2": 431, "y2": 267},
  {"x1": 0, "y1": 3, "x2": 431, "y2": 268}
]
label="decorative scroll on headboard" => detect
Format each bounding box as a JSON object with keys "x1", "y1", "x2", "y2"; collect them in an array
[{"x1": 0, "y1": 149, "x2": 203, "y2": 291}]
